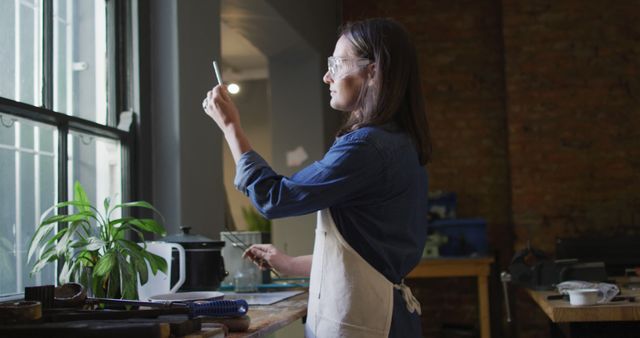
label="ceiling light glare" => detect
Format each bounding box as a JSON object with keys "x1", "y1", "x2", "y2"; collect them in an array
[{"x1": 227, "y1": 83, "x2": 240, "y2": 95}]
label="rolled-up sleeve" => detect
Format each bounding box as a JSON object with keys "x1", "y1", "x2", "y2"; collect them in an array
[
  {"x1": 233, "y1": 135, "x2": 384, "y2": 219},
  {"x1": 234, "y1": 150, "x2": 271, "y2": 193}
]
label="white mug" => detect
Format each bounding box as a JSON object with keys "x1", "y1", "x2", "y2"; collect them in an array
[
  {"x1": 136, "y1": 241, "x2": 186, "y2": 301},
  {"x1": 567, "y1": 288, "x2": 600, "y2": 306}
]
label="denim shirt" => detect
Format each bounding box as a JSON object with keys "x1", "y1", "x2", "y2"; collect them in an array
[{"x1": 234, "y1": 124, "x2": 428, "y2": 337}]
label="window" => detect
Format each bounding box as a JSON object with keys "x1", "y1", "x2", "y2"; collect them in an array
[
  {"x1": 0, "y1": 116, "x2": 57, "y2": 295},
  {"x1": 0, "y1": 0, "x2": 43, "y2": 107},
  {"x1": 0, "y1": 0, "x2": 132, "y2": 299}
]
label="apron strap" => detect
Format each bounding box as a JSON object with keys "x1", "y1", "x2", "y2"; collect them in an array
[{"x1": 393, "y1": 279, "x2": 422, "y2": 315}]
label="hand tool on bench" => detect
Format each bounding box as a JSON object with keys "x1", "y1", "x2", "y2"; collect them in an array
[{"x1": 86, "y1": 297, "x2": 249, "y2": 318}]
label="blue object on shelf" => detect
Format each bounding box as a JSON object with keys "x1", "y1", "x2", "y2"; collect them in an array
[
  {"x1": 428, "y1": 191, "x2": 457, "y2": 220},
  {"x1": 430, "y1": 218, "x2": 488, "y2": 256}
]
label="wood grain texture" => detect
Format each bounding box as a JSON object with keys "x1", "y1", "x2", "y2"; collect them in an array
[
  {"x1": 407, "y1": 257, "x2": 494, "y2": 338},
  {"x1": 527, "y1": 288, "x2": 640, "y2": 323},
  {"x1": 407, "y1": 257, "x2": 494, "y2": 278},
  {"x1": 227, "y1": 292, "x2": 307, "y2": 338}
]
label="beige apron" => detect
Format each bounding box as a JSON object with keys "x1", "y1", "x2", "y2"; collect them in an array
[{"x1": 305, "y1": 209, "x2": 421, "y2": 338}]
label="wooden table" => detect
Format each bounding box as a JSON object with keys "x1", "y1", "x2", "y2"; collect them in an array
[
  {"x1": 526, "y1": 285, "x2": 640, "y2": 337},
  {"x1": 527, "y1": 288, "x2": 640, "y2": 323},
  {"x1": 407, "y1": 257, "x2": 494, "y2": 338},
  {"x1": 227, "y1": 292, "x2": 307, "y2": 337}
]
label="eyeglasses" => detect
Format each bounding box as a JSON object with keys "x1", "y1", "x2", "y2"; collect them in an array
[{"x1": 327, "y1": 56, "x2": 371, "y2": 77}]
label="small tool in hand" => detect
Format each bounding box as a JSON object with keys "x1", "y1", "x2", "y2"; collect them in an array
[
  {"x1": 203, "y1": 60, "x2": 224, "y2": 111},
  {"x1": 243, "y1": 248, "x2": 280, "y2": 277},
  {"x1": 212, "y1": 61, "x2": 223, "y2": 86}
]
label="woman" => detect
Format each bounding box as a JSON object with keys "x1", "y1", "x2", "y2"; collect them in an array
[{"x1": 203, "y1": 18, "x2": 431, "y2": 338}]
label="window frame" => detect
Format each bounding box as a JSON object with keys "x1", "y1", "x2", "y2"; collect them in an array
[{"x1": 0, "y1": 0, "x2": 136, "y2": 299}]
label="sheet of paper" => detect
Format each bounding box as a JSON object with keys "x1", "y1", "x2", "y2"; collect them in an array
[{"x1": 286, "y1": 146, "x2": 308, "y2": 167}]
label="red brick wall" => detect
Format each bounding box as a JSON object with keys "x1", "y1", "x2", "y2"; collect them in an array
[
  {"x1": 503, "y1": 2, "x2": 640, "y2": 336},
  {"x1": 344, "y1": 1, "x2": 640, "y2": 337},
  {"x1": 503, "y1": 0, "x2": 640, "y2": 252}
]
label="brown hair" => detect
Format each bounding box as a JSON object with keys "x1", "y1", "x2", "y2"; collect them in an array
[{"x1": 338, "y1": 18, "x2": 432, "y2": 165}]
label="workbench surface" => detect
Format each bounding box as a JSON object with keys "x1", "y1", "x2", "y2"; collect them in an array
[{"x1": 227, "y1": 291, "x2": 307, "y2": 337}]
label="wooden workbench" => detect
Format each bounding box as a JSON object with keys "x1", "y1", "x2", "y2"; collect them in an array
[
  {"x1": 407, "y1": 257, "x2": 494, "y2": 338},
  {"x1": 526, "y1": 287, "x2": 640, "y2": 323},
  {"x1": 227, "y1": 292, "x2": 307, "y2": 338},
  {"x1": 198, "y1": 257, "x2": 495, "y2": 337},
  {"x1": 526, "y1": 282, "x2": 640, "y2": 337}
]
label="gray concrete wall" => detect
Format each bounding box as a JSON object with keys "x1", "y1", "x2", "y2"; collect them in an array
[
  {"x1": 223, "y1": 79, "x2": 272, "y2": 230},
  {"x1": 268, "y1": 46, "x2": 324, "y2": 257},
  {"x1": 266, "y1": 0, "x2": 343, "y2": 149},
  {"x1": 150, "y1": 0, "x2": 224, "y2": 240}
]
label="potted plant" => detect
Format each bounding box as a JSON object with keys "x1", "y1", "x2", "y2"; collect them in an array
[
  {"x1": 28, "y1": 181, "x2": 168, "y2": 300},
  {"x1": 241, "y1": 206, "x2": 271, "y2": 233}
]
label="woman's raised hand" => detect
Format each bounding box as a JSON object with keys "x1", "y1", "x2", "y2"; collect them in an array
[
  {"x1": 202, "y1": 85, "x2": 241, "y2": 133},
  {"x1": 202, "y1": 84, "x2": 252, "y2": 163}
]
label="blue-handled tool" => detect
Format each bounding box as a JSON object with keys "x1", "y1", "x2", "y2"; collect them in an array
[
  {"x1": 88, "y1": 297, "x2": 249, "y2": 318},
  {"x1": 188, "y1": 299, "x2": 249, "y2": 318}
]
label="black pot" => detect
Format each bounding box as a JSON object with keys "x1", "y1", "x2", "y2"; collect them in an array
[{"x1": 162, "y1": 226, "x2": 227, "y2": 291}]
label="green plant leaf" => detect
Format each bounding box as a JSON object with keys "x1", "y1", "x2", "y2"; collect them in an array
[
  {"x1": 85, "y1": 237, "x2": 106, "y2": 251},
  {"x1": 42, "y1": 227, "x2": 67, "y2": 248},
  {"x1": 30, "y1": 212, "x2": 92, "y2": 263},
  {"x1": 30, "y1": 246, "x2": 59, "y2": 275},
  {"x1": 68, "y1": 257, "x2": 85, "y2": 285},
  {"x1": 35, "y1": 201, "x2": 80, "y2": 227},
  {"x1": 39, "y1": 214, "x2": 68, "y2": 226},
  {"x1": 41, "y1": 211, "x2": 93, "y2": 226},
  {"x1": 75, "y1": 250, "x2": 97, "y2": 267},
  {"x1": 119, "y1": 254, "x2": 138, "y2": 299},
  {"x1": 105, "y1": 261, "x2": 120, "y2": 299},
  {"x1": 128, "y1": 219, "x2": 166, "y2": 235},
  {"x1": 140, "y1": 251, "x2": 168, "y2": 275},
  {"x1": 129, "y1": 227, "x2": 146, "y2": 243},
  {"x1": 52, "y1": 200, "x2": 92, "y2": 210},
  {"x1": 92, "y1": 276, "x2": 105, "y2": 298},
  {"x1": 74, "y1": 181, "x2": 91, "y2": 213},
  {"x1": 93, "y1": 251, "x2": 117, "y2": 277},
  {"x1": 110, "y1": 217, "x2": 132, "y2": 237},
  {"x1": 109, "y1": 217, "x2": 133, "y2": 227},
  {"x1": 132, "y1": 255, "x2": 149, "y2": 286},
  {"x1": 242, "y1": 205, "x2": 271, "y2": 232},
  {"x1": 59, "y1": 260, "x2": 72, "y2": 285},
  {"x1": 55, "y1": 226, "x2": 77, "y2": 257},
  {"x1": 103, "y1": 196, "x2": 111, "y2": 215},
  {"x1": 27, "y1": 223, "x2": 56, "y2": 262},
  {"x1": 113, "y1": 201, "x2": 164, "y2": 220},
  {"x1": 31, "y1": 228, "x2": 67, "y2": 268},
  {"x1": 117, "y1": 239, "x2": 144, "y2": 255},
  {"x1": 121, "y1": 239, "x2": 168, "y2": 276}
]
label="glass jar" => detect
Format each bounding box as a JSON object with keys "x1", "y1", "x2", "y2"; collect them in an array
[{"x1": 234, "y1": 259, "x2": 258, "y2": 293}]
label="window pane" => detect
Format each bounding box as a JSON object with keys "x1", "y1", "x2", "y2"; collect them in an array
[
  {"x1": 0, "y1": 0, "x2": 43, "y2": 107},
  {"x1": 68, "y1": 131, "x2": 121, "y2": 220},
  {"x1": 0, "y1": 113, "x2": 57, "y2": 298},
  {"x1": 54, "y1": 0, "x2": 108, "y2": 125}
]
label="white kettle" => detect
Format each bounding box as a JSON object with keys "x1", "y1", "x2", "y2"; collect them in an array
[{"x1": 137, "y1": 241, "x2": 186, "y2": 301}]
